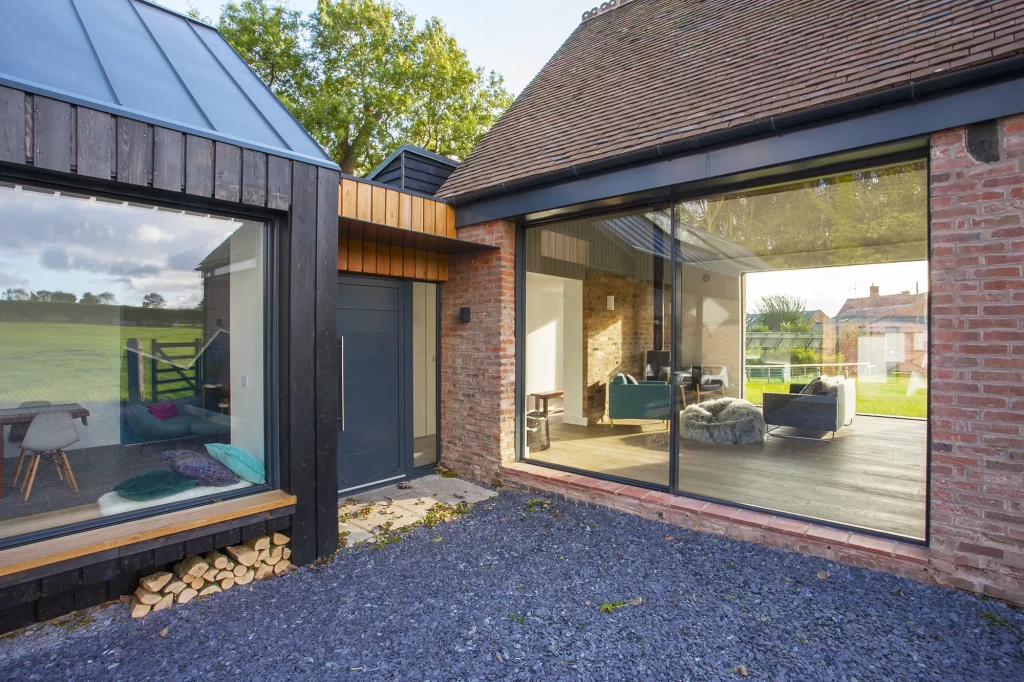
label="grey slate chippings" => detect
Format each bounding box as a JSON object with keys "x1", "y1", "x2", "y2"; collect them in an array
[{"x1": 1, "y1": 489, "x2": 1022, "y2": 681}]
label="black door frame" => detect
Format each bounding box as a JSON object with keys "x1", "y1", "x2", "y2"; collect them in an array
[{"x1": 336, "y1": 273, "x2": 441, "y2": 496}]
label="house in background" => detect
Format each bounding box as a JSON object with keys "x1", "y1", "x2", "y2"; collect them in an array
[
  {"x1": 833, "y1": 285, "x2": 929, "y2": 378},
  {"x1": 434, "y1": 0, "x2": 1024, "y2": 604}
]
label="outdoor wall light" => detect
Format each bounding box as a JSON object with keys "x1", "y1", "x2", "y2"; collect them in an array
[
  {"x1": 607, "y1": 295, "x2": 615, "y2": 311},
  {"x1": 459, "y1": 307, "x2": 471, "y2": 323}
]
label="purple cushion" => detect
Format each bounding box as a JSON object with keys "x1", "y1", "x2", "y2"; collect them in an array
[
  {"x1": 148, "y1": 401, "x2": 178, "y2": 420},
  {"x1": 162, "y1": 449, "x2": 239, "y2": 487}
]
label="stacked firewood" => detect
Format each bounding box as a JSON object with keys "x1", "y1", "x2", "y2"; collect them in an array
[{"x1": 129, "y1": 533, "x2": 294, "y2": 618}]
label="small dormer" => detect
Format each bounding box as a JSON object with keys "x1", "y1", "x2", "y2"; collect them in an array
[{"x1": 366, "y1": 145, "x2": 459, "y2": 197}]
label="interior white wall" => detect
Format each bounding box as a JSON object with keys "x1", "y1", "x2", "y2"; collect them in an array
[
  {"x1": 413, "y1": 282, "x2": 437, "y2": 438},
  {"x1": 526, "y1": 273, "x2": 565, "y2": 396},
  {"x1": 229, "y1": 225, "x2": 265, "y2": 461},
  {"x1": 525, "y1": 273, "x2": 585, "y2": 425},
  {"x1": 562, "y1": 278, "x2": 585, "y2": 425}
]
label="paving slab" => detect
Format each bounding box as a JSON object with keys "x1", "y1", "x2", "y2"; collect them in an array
[{"x1": 337, "y1": 475, "x2": 494, "y2": 544}]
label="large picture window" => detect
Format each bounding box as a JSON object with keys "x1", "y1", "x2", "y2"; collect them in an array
[
  {"x1": 522, "y1": 160, "x2": 929, "y2": 540},
  {"x1": 0, "y1": 182, "x2": 270, "y2": 545}
]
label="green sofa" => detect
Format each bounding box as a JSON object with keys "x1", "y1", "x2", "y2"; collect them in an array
[{"x1": 608, "y1": 374, "x2": 671, "y2": 426}]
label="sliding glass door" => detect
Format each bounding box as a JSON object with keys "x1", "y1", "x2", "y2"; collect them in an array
[
  {"x1": 522, "y1": 207, "x2": 672, "y2": 487},
  {"x1": 521, "y1": 159, "x2": 930, "y2": 540}
]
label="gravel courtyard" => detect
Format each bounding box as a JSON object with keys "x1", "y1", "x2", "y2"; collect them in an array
[{"x1": 1, "y1": 488, "x2": 1022, "y2": 681}]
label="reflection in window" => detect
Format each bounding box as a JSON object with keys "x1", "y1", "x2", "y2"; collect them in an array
[
  {"x1": 0, "y1": 183, "x2": 267, "y2": 543},
  {"x1": 523, "y1": 208, "x2": 671, "y2": 487},
  {"x1": 674, "y1": 161, "x2": 928, "y2": 540}
]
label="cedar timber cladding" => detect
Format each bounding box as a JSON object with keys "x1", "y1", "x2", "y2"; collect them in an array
[{"x1": 337, "y1": 177, "x2": 456, "y2": 282}]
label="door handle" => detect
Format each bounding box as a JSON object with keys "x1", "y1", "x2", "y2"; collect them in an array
[{"x1": 338, "y1": 337, "x2": 345, "y2": 431}]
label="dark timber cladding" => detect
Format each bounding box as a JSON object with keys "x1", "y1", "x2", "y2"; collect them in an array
[
  {"x1": 367, "y1": 144, "x2": 459, "y2": 196},
  {"x1": 0, "y1": 84, "x2": 340, "y2": 579}
]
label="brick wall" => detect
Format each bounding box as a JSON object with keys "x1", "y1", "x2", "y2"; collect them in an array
[
  {"x1": 581, "y1": 272, "x2": 656, "y2": 423},
  {"x1": 440, "y1": 220, "x2": 517, "y2": 483},
  {"x1": 929, "y1": 114, "x2": 1024, "y2": 604}
]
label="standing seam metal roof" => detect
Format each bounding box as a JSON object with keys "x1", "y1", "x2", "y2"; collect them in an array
[{"x1": 0, "y1": 0, "x2": 338, "y2": 170}]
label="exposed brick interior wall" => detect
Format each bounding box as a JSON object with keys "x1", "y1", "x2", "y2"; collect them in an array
[
  {"x1": 581, "y1": 272, "x2": 656, "y2": 423},
  {"x1": 440, "y1": 220, "x2": 517, "y2": 483},
  {"x1": 929, "y1": 114, "x2": 1024, "y2": 604}
]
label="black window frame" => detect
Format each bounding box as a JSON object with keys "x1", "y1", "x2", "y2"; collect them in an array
[
  {"x1": 515, "y1": 146, "x2": 933, "y2": 546},
  {"x1": 0, "y1": 170, "x2": 283, "y2": 551}
]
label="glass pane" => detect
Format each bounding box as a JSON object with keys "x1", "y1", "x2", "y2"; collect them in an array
[
  {"x1": 673, "y1": 161, "x2": 928, "y2": 539},
  {"x1": 412, "y1": 282, "x2": 438, "y2": 468},
  {"x1": 0, "y1": 183, "x2": 267, "y2": 543},
  {"x1": 524, "y1": 207, "x2": 671, "y2": 487}
]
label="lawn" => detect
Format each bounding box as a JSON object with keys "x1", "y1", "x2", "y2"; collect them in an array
[
  {"x1": 0, "y1": 321, "x2": 202, "y2": 404},
  {"x1": 744, "y1": 375, "x2": 927, "y2": 418}
]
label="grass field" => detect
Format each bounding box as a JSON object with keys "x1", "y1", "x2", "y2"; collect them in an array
[
  {"x1": 0, "y1": 321, "x2": 202, "y2": 404},
  {"x1": 744, "y1": 375, "x2": 927, "y2": 418}
]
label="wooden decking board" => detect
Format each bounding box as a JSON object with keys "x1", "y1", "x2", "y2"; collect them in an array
[{"x1": 529, "y1": 414, "x2": 926, "y2": 539}]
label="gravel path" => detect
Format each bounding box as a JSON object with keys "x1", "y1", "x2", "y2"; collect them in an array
[{"x1": 2, "y1": 489, "x2": 1022, "y2": 681}]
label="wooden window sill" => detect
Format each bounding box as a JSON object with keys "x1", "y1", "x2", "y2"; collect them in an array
[{"x1": 0, "y1": 491, "x2": 296, "y2": 578}]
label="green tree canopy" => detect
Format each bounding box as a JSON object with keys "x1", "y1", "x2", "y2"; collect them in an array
[
  {"x1": 753, "y1": 294, "x2": 810, "y2": 332},
  {"x1": 80, "y1": 291, "x2": 117, "y2": 305},
  {"x1": 206, "y1": 0, "x2": 513, "y2": 175}
]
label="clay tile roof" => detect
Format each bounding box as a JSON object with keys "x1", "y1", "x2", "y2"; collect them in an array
[{"x1": 439, "y1": 0, "x2": 1024, "y2": 200}]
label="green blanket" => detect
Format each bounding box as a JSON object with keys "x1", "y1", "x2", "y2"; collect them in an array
[{"x1": 114, "y1": 470, "x2": 197, "y2": 501}]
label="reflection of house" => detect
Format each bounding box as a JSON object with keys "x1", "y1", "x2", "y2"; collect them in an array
[
  {"x1": 195, "y1": 226, "x2": 261, "y2": 387},
  {"x1": 833, "y1": 285, "x2": 927, "y2": 375}
]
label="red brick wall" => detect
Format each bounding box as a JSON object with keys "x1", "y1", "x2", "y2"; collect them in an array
[
  {"x1": 440, "y1": 220, "x2": 517, "y2": 483},
  {"x1": 929, "y1": 114, "x2": 1024, "y2": 603}
]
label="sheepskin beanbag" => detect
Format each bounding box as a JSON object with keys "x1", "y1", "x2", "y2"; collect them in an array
[{"x1": 679, "y1": 398, "x2": 766, "y2": 445}]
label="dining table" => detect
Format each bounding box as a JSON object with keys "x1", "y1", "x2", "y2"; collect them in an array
[{"x1": 0, "y1": 403, "x2": 90, "y2": 499}]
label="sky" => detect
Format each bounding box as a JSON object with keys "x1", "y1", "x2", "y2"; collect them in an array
[
  {"x1": 0, "y1": 184, "x2": 254, "y2": 308},
  {"x1": 157, "y1": 0, "x2": 584, "y2": 94}
]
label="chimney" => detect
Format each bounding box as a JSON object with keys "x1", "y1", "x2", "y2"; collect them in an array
[{"x1": 869, "y1": 284, "x2": 879, "y2": 298}]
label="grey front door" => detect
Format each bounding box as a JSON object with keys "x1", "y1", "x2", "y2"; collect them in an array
[{"x1": 337, "y1": 275, "x2": 407, "y2": 492}]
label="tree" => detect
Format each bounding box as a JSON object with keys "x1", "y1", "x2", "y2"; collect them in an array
[
  {"x1": 2, "y1": 288, "x2": 29, "y2": 301},
  {"x1": 80, "y1": 291, "x2": 117, "y2": 305},
  {"x1": 142, "y1": 293, "x2": 167, "y2": 309},
  {"x1": 215, "y1": 0, "x2": 513, "y2": 175},
  {"x1": 753, "y1": 294, "x2": 810, "y2": 333},
  {"x1": 216, "y1": 0, "x2": 307, "y2": 110},
  {"x1": 30, "y1": 290, "x2": 77, "y2": 303}
]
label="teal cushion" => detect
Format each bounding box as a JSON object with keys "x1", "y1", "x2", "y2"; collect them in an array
[
  {"x1": 612, "y1": 373, "x2": 628, "y2": 385},
  {"x1": 114, "y1": 470, "x2": 197, "y2": 501},
  {"x1": 205, "y1": 443, "x2": 265, "y2": 484}
]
